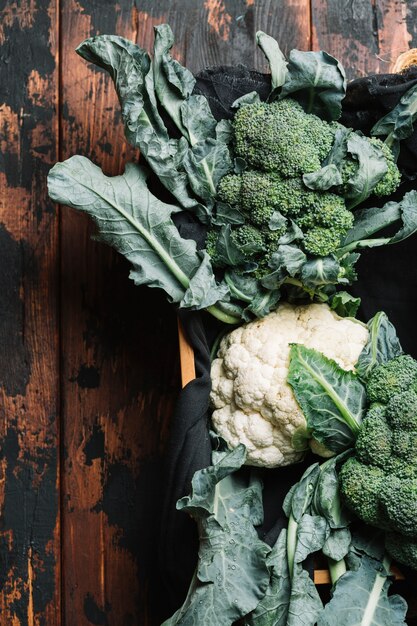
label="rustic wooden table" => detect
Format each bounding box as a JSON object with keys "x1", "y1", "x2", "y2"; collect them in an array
[{"x1": 0, "y1": 1, "x2": 416, "y2": 624}]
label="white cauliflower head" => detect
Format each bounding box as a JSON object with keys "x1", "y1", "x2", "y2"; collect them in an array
[{"x1": 210, "y1": 303, "x2": 369, "y2": 468}]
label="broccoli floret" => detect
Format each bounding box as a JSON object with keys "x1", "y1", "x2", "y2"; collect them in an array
[
  {"x1": 366, "y1": 355, "x2": 417, "y2": 404},
  {"x1": 340, "y1": 135, "x2": 401, "y2": 199},
  {"x1": 217, "y1": 171, "x2": 316, "y2": 224},
  {"x1": 230, "y1": 225, "x2": 265, "y2": 258},
  {"x1": 339, "y1": 457, "x2": 386, "y2": 527},
  {"x1": 365, "y1": 403, "x2": 387, "y2": 422},
  {"x1": 386, "y1": 455, "x2": 417, "y2": 480},
  {"x1": 391, "y1": 430, "x2": 417, "y2": 464},
  {"x1": 386, "y1": 389, "x2": 417, "y2": 430},
  {"x1": 205, "y1": 229, "x2": 222, "y2": 266},
  {"x1": 355, "y1": 413, "x2": 392, "y2": 468},
  {"x1": 217, "y1": 174, "x2": 242, "y2": 205},
  {"x1": 370, "y1": 138, "x2": 401, "y2": 198},
  {"x1": 385, "y1": 532, "x2": 417, "y2": 571},
  {"x1": 302, "y1": 226, "x2": 343, "y2": 257},
  {"x1": 233, "y1": 99, "x2": 335, "y2": 177},
  {"x1": 380, "y1": 475, "x2": 417, "y2": 537}
]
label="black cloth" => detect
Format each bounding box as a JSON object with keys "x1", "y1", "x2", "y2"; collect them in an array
[{"x1": 157, "y1": 66, "x2": 417, "y2": 621}]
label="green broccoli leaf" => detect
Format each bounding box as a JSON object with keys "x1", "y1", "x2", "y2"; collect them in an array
[
  {"x1": 303, "y1": 164, "x2": 343, "y2": 191},
  {"x1": 270, "y1": 245, "x2": 307, "y2": 277},
  {"x1": 256, "y1": 31, "x2": 288, "y2": 91},
  {"x1": 180, "y1": 95, "x2": 217, "y2": 144},
  {"x1": 371, "y1": 83, "x2": 417, "y2": 157},
  {"x1": 288, "y1": 345, "x2": 366, "y2": 453},
  {"x1": 300, "y1": 257, "x2": 340, "y2": 290},
  {"x1": 344, "y1": 133, "x2": 388, "y2": 209},
  {"x1": 181, "y1": 251, "x2": 229, "y2": 309},
  {"x1": 76, "y1": 35, "x2": 209, "y2": 220},
  {"x1": 162, "y1": 445, "x2": 271, "y2": 626},
  {"x1": 278, "y1": 49, "x2": 346, "y2": 120},
  {"x1": 242, "y1": 530, "x2": 290, "y2": 626},
  {"x1": 294, "y1": 514, "x2": 329, "y2": 564},
  {"x1": 232, "y1": 91, "x2": 262, "y2": 108},
  {"x1": 224, "y1": 271, "x2": 261, "y2": 303},
  {"x1": 214, "y1": 225, "x2": 252, "y2": 266},
  {"x1": 355, "y1": 311, "x2": 403, "y2": 380},
  {"x1": 312, "y1": 453, "x2": 352, "y2": 530},
  {"x1": 47, "y1": 157, "x2": 225, "y2": 309},
  {"x1": 212, "y1": 202, "x2": 245, "y2": 226},
  {"x1": 329, "y1": 291, "x2": 361, "y2": 318},
  {"x1": 153, "y1": 24, "x2": 196, "y2": 135},
  {"x1": 243, "y1": 289, "x2": 282, "y2": 321},
  {"x1": 324, "y1": 126, "x2": 350, "y2": 167},
  {"x1": 184, "y1": 138, "x2": 233, "y2": 201},
  {"x1": 287, "y1": 565, "x2": 323, "y2": 626},
  {"x1": 317, "y1": 555, "x2": 408, "y2": 626},
  {"x1": 340, "y1": 191, "x2": 417, "y2": 252},
  {"x1": 322, "y1": 528, "x2": 351, "y2": 562}
]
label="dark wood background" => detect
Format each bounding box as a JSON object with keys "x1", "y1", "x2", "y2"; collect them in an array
[{"x1": 1, "y1": 1, "x2": 417, "y2": 624}]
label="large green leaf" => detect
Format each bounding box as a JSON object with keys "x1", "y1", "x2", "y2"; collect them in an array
[
  {"x1": 288, "y1": 345, "x2": 366, "y2": 453},
  {"x1": 243, "y1": 530, "x2": 290, "y2": 626},
  {"x1": 47, "y1": 156, "x2": 226, "y2": 309},
  {"x1": 256, "y1": 31, "x2": 287, "y2": 92},
  {"x1": 355, "y1": 312, "x2": 403, "y2": 380},
  {"x1": 340, "y1": 191, "x2": 417, "y2": 252},
  {"x1": 76, "y1": 34, "x2": 213, "y2": 222},
  {"x1": 184, "y1": 138, "x2": 233, "y2": 202},
  {"x1": 153, "y1": 24, "x2": 196, "y2": 135},
  {"x1": 279, "y1": 49, "x2": 346, "y2": 120},
  {"x1": 371, "y1": 83, "x2": 417, "y2": 156},
  {"x1": 329, "y1": 291, "x2": 361, "y2": 318},
  {"x1": 303, "y1": 164, "x2": 343, "y2": 191},
  {"x1": 317, "y1": 556, "x2": 408, "y2": 626},
  {"x1": 300, "y1": 257, "x2": 340, "y2": 290},
  {"x1": 163, "y1": 445, "x2": 271, "y2": 626},
  {"x1": 343, "y1": 133, "x2": 388, "y2": 209}
]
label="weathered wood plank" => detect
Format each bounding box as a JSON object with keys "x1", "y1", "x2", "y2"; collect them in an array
[
  {"x1": 312, "y1": 0, "x2": 416, "y2": 76},
  {"x1": 311, "y1": 0, "x2": 380, "y2": 76},
  {"x1": 59, "y1": 2, "x2": 180, "y2": 625},
  {"x1": 0, "y1": 1, "x2": 60, "y2": 624}
]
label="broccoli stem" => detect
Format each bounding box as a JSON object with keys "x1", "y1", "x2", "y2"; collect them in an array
[
  {"x1": 337, "y1": 237, "x2": 391, "y2": 256},
  {"x1": 205, "y1": 304, "x2": 241, "y2": 325},
  {"x1": 360, "y1": 555, "x2": 392, "y2": 626},
  {"x1": 327, "y1": 557, "x2": 347, "y2": 585},
  {"x1": 287, "y1": 512, "x2": 298, "y2": 581}
]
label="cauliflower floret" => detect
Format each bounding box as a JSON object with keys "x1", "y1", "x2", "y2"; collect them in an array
[{"x1": 210, "y1": 303, "x2": 369, "y2": 468}]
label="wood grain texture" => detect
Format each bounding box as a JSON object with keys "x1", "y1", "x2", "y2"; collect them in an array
[
  {"x1": 312, "y1": 0, "x2": 416, "y2": 77},
  {"x1": 1, "y1": 1, "x2": 417, "y2": 624},
  {"x1": 0, "y1": 1, "x2": 60, "y2": 624},
  {"x1": 59, "y1": 2, "x2": 179, "y2": 625}
]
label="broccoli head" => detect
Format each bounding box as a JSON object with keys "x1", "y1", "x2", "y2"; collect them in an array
[
  {"x1": 294, "y1": 192, "x2": 353, "y2": 256},
  {"x1": 391, "y1": 430, "x2": 417, "y2": 464},
  {"x1": 339, "y1": 457, "x2": 386, "y2": 527},
  {"x1": 380, "y1": 475, "x2": 417, "y2": 537},
  {"x1": 355, "y1": 413, "x2": 392, "y2": 468},
  {"x1": 230, "y1": 225, "x2": 265, "y2": 257},
  {"x1": 218, "y1": 171, "x2": 317, "y2": 225},
  {"x1": 302, "y1": 226, "x2": 343, "y2": 257},
  {"x1": 385, "y1": 532, "x2": 417, "y2": 571},
  {"x1": 386, "y1": 389, "x2": 417, "y2": 430},
  {"x1": 339, "y1": 352, "x2": 417, "y2": 571},
  {"x1": 233, "y1": 99, "x2": 335, "y2": 177},
  {"x1": 366, "y1": 355, "x2": 417, "y2": 404}
]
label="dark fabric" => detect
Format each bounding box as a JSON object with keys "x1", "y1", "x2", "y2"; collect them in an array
[{"x1": 157, "y1": 66, "x2": 417, "y2": 621}]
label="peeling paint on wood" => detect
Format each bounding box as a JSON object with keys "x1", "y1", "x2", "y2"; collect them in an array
[{"x1": 2, "y1": 1, "x2": 417, "y2": 624}]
